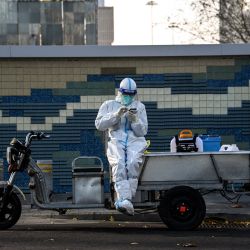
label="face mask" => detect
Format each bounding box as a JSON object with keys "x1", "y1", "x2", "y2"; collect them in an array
[{"x1": 121, "y1": 95, "x2": 134, "y2": 106}]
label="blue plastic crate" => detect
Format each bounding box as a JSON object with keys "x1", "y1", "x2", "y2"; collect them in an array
[{"x1": 200, "y1": 135, "x2": 221, "y2": 152}]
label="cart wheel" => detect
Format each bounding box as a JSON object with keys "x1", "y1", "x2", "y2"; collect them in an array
[
  {"x1": 158, "y1": 186, "x2": 206, "y2": 231},
  {"x1": 0, "y1": 191, "x2": 22, "y2": 230}
]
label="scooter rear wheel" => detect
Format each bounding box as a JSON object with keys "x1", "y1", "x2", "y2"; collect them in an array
[
  {"x1": 158, "y1": 186, "x2": 206, "y2": 230},
  {"x1": 0, "y1": 190, "x2": 22, "y2": 230}
]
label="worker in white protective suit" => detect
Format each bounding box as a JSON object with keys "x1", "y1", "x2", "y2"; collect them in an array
[{"x1": 95, "y1": 78, "x2": 148, "y2": 215}]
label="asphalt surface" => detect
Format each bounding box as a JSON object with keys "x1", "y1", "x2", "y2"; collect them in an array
[{"x1": 1, "y1": 224, "x2": 249, "y2": 250}]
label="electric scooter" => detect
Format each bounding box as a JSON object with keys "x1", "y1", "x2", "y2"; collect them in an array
[{"x1": 1, "y1": 131, "x2": 250, "y2": 230}]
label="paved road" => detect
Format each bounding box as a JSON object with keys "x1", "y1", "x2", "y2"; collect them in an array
[
  {"x1": 0, "y1": 222, "x2": 249, "y2": 250},
  {"x1": 1, "y1": 191, "x2": 249, "y2": 249}
]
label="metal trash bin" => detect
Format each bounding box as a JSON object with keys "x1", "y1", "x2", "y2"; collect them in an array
[{"x1": 72, "y1": 157, "x2": 104, "y2": 205}]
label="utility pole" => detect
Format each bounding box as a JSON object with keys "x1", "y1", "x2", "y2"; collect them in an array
[{"x1": 146, "y1": 1, "x2": 157, "y2": 45}]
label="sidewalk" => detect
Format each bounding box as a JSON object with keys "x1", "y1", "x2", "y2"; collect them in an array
[{"x1": 17, "y1": 192, "x2": 250, "y2": 226}]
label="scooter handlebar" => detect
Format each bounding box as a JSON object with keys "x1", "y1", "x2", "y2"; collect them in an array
[
  {"x1": 36, "y1": 132, "x2": 50, "y2": 140},
  {"x1": 25, "y1": 131, "x2": 50, "y2": 147}
]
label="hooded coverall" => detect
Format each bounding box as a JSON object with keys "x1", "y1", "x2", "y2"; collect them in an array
[{"x1": 95, "y1": 99, "x2": 148, "y2": 201}]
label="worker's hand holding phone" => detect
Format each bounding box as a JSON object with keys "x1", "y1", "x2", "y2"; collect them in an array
[
  {"x1": 128, "y1": 108, "x2": 137, "y2": 114},
  {"x1": 116, "y1": 106, "x2": 128, "y2": 117},
  {"x1": 127, "y1": 108, "x2": 137, "y2": 122}
]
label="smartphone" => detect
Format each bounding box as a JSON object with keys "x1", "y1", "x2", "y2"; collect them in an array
[{"x1": 129, "y1": 108, "x2": 137, "y2": 113}]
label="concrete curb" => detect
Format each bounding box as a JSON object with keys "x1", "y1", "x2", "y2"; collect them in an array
[
  {"x1": 18, "y1": 192, "x2": 250, "y2": 224},
  {"x1": 20, "y1": 206, "x2": 250, "y2": 223}
]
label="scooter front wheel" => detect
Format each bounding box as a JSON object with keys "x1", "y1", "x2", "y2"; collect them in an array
[{"x1": 0, "y1": 190, "x2": 22, "y2": 230}]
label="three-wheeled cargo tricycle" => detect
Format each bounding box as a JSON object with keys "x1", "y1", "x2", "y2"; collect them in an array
[{"x1": 1, "y1": 131, "x2": 250, "y2": 230}]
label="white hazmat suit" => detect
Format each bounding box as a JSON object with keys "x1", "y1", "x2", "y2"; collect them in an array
[{"x1": 95, "y1": 78, "x2": 148, "y2": 215}]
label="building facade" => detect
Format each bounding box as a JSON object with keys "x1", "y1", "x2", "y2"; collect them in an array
[
  {"x1": 97, "y1": 7, "x2": 114, "y2": 45},
  {"x1": 0, "y1": 0, "x2": 98, "y2": 45},
  {"x1": 0, "y1": 44, "x2": 250, "y2": 192}
]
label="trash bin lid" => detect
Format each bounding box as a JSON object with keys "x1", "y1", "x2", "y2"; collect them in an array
[{"x1": 72, "y1": 167, "x2": 103, "y2": 173}]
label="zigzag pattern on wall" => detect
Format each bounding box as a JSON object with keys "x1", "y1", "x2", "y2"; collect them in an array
[{"x1": 0, "y1": 82, "x2": 250, "y2": 131}]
